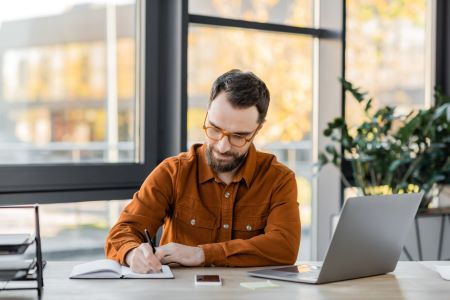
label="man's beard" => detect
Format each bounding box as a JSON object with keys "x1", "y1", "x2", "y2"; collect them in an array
[{"x1": 206, "y1": 144, "x2": 247, "y2": 173}]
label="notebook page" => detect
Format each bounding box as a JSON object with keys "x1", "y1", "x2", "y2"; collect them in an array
[
  {"x1": 121, "y1": 265, "x2": 174, "y2": 279},
  {"x1": 70, "y1": 259, "x2": 122, "y2": 278}
]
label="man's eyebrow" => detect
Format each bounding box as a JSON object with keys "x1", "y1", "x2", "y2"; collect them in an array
[{"x1": 208, "y1": 120, "x2": 253, "y2": 135}]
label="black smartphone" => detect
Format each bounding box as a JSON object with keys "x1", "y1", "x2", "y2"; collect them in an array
[{"x1": 195, "y1": 274, "x2": 222, "y2": 286}]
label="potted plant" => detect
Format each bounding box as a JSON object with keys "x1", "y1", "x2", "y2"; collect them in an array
[{"x1": 317, "y1": 79, "x2": 450, "y2": 208}]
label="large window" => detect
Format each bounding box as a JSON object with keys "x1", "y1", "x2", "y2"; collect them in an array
[
  {"x1": 188, "y1": 0, "x2": 317, "y2": 261},
  {"x1": 0, "y1": 0, "x2": 152, "y2": 259},
  {"x1": 0, "y1": 0, "x2": 154, "y2": 203}
]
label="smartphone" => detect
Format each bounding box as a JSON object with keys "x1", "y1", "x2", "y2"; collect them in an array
[{"x1": 195, "y1": 274, "x2": 222, "y2": 286}]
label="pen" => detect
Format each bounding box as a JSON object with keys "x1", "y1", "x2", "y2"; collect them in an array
[
  {"x1": 144, "y1": 228, "x2": 162, "y2": 273},
  {"x1": 144, "y1": 228, "x2": 156, "y2": 254}
]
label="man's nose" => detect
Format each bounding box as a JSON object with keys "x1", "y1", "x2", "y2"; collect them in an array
[{"x1": 216, "y1": 135, "x2": 232, "y2": 153}]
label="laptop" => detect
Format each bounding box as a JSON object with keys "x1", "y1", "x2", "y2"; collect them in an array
[{"x1": 248, "y1": 192, "x2": 423, "y2": 284}]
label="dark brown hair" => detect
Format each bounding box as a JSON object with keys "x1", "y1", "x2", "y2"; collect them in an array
[{"x1": 209, "y1": 69, "x2": 270, "y2": 124}]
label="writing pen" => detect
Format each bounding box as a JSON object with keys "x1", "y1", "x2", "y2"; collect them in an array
[
  {"x1": 144, "y1": 228, "x2": 156, "y2": 254},
  {"x1": 144, "y1": 228, "x2": 162, "y2": 273}
]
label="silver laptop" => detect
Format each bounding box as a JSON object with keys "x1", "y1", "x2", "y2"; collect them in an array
[{"x1": 248, "y1": 192, "x2": 423, "y2": 284}]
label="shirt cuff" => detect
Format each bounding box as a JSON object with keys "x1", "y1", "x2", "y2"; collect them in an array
[
  {"x1": 199, "y1": 243, "x2": 227, "y2": 266},
  {"x1": 118, "y1": 242, "x2": 140, "y2": 266}
]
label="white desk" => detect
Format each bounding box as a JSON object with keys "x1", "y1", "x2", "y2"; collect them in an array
[{"x1": 1, "y1": 261, "x2": 449, "y2": 300}]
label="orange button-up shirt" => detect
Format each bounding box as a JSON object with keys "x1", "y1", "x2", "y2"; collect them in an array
[{"x1": 105, "y1": 143, "x2": 300, "y2": 267}]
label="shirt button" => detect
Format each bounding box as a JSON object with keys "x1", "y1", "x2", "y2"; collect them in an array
[
  {"x1": 224, "y1": 192, "x2": 230, "y2": 198},
  {"x1": 246, "y1": 224, "x2": 252, "y2": 231},
  {"x1": 190, "y1": 219, "x2": 196, "y2": 226},
  {"x1": 223, "y1": 224, "x2": 229, "y2": 229}
]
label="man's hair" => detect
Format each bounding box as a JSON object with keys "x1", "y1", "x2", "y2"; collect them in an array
[{"x1": 209, "y1": 69, "x2": 270, "y2": 124}]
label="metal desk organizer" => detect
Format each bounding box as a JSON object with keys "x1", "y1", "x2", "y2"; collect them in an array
[{"x1": 0, "y1": 204, "x2": 44, "y2": 296}]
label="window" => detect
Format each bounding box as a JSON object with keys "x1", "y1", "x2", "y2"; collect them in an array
[
  {"x1": 0, "y1": 2, "x2": 137, "y2": 164},
  {"x1": 187, "y1": 0, "x2": 318, "y2": 260},
  {"x1": 0, "y1": 0, "x2": 154, "y2": 201}
]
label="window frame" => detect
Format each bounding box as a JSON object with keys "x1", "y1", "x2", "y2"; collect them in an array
[{"x1": 0, "y1": 0, "x2": 160, "y2": 204}]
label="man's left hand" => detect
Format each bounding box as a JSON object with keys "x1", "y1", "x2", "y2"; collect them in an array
[{"x1": 155, "y1": 242, "x2": 205, "y2": 266}]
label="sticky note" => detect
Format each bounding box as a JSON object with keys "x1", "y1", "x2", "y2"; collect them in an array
[{"x1": 240, "y1": 280, "x2": 279, "y2": 290}]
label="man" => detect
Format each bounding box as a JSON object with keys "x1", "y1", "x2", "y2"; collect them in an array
[{"x1": 105, "y1": 69, "x2": 300, "y2": 273}]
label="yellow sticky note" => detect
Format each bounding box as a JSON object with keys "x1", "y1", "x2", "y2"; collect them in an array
[{"x1": 240, "y1": 280, "x2": 279, "y2": 290}]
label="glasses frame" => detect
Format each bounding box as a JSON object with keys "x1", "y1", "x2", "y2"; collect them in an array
[{"x1": 202, "y1": 113, "x2": 260, "y2": 148}]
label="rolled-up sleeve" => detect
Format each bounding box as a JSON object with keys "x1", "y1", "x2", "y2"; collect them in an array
[{"x1": 104, "y1": 161, "x2": 176, "y2": 265}]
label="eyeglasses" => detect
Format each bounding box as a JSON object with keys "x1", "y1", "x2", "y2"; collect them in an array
[{"x1": 202, "y1": 113, "x2": 260, "y2": 148}]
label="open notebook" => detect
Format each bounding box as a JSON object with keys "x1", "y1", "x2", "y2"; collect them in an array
[{"x1": 70, "y1": 259, "x2": 173, "y2": 279}]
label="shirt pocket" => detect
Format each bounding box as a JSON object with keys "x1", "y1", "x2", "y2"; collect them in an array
[
  {"x1": 174, "y1": 205, "x2": 216, "y2": 245},
  {"x1": 232, "y1": 216, "x2": 267, "y2": 240}
]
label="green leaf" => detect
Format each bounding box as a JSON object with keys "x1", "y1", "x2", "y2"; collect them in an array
[
  {"x1": 340, "y1": 78, "x2": 367, "y2": 103},
  {"x1": 364, "y1": 98, "x2": 373, "y2": 112}
]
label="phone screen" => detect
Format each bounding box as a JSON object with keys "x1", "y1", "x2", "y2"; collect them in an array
[
  {"x1": 195, "y1": 274, "x2": 222, "y2": 285},
  {"x1": 196, "y1": 275, "x2": 220, "y2": 282}
]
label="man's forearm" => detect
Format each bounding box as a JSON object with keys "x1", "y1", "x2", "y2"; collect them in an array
[{"x1": 200, "y1": 225, "x2": 300, "y2": 267}]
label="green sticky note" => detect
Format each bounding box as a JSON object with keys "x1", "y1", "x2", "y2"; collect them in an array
[{"x1": 240, "y1": 280, "x2": 279, "y2": 290}]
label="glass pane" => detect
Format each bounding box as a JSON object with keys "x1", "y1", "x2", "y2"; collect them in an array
[
  {"x1": 188, "y1": 25, "x2": 313, "y2": 260},
  {"x1": 0, "y1": 200, "x2": 129, "y2": 260},
  {"x1": 346, "y1": 0, "x2": 427, "y2": 125},
  {"x1": 0, "y1": 0, "x2": 138, "y2": 164},
  {"x1": 189, "y1": 0, "x2": 314, "y2": 28}
]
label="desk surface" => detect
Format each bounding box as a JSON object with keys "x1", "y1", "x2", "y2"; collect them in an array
[{"x1": 1, "y1": 261, "x2": 450, "y2": 300}]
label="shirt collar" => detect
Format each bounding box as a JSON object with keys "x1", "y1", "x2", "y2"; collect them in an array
[{"x1": 197, "y1": 143, "x2": 256, "y2": 188}]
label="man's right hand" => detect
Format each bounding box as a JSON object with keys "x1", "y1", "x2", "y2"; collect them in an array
[{"x1": 125, "y1": 243, "x2": 162, "y2": 274}]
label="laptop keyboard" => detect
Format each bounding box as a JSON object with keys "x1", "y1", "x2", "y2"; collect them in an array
[{"x1": 297, "y1": 270, "x2": 320, "y2": 278}]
